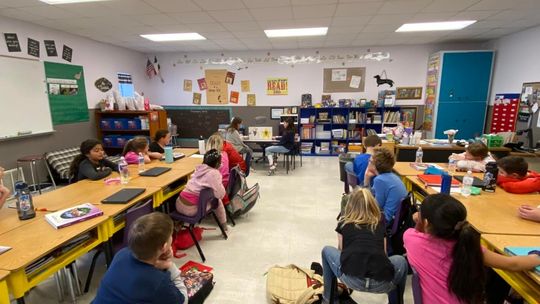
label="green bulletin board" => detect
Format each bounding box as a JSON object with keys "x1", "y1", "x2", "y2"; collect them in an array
[{"x1": 44, "y1": 61, "x2": 89, "y2": 125}]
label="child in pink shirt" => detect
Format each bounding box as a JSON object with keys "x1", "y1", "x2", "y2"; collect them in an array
[
  {"x1": 122, "y1": 136, "x2": 151, "y2": 165},
  {"x1": 404, "y1": 194, "x2": 540, "y2": 304}
]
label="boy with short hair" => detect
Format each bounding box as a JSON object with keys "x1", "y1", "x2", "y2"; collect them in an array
[
  {"x1": 344, "y1": 135, "x2": 382, "y2": 185},
  {"x1": 496, "y1": 155, "x2": 540, "y2": 194},
  {"x1": 94, "y1": 212, "x2": 187, "y2": 304},
  {"x1": 364, "y1": 148, "x2": 408, "y2": 226},
  {"x1": 449, "y1": 141, "x2": 495, "y2": 172}
]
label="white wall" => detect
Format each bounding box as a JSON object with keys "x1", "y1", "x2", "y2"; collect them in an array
[
  {"x1": 490, "y1": 25, "x2": 540, "y2": 103},
  {"x1": 145, "y1": 43, "x2": 485, "y2": 107},
  {"x1": 0, "y1": 16, "x2": 148, "y2": 109}
]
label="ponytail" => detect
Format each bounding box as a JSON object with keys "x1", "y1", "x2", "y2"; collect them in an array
[
  {"x1": 123, "y1": 136, "x2": 148, "y2": 156},
  {"x1": 122, "y1": 139, "x2": 135, "y2": 156},
  {"x1": 448, "y1": 222, "x2": 485, "y2": 304},
  {"x1": 420, "y1": 194, "x2": 486, "y2": 304}
]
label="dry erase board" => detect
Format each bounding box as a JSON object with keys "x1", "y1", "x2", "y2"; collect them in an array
[
  {"x1": 165, "y1": 106, "x2": 231, "y2": 139},
  {"x1": 0, "y1": 55, "x2": 54, "y2": 139}
]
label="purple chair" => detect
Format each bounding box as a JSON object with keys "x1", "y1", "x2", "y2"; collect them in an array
[
  {"x1": 244, "y1": 152, "x2": 251, "y2": 177},
  {"x1": 345, "y1": 171, "x2": 358, "y2": 193},
  {"x1": 411, "y1": 266, "x2": 423, "y2": 304},
  {"x1": 387, "y1": 193, "x2": 413, "y2": 255},
  {"x1": 84, "y1": 199, "x2": 154, "y2": 292},
  {"x1": 169, "y1": 188, "x2": 228, "y2": 262}
]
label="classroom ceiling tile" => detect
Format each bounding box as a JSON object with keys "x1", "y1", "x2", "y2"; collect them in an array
[
  {"x1": 250, "y1": 6, "x2": 293, "y2": 21},
  {"x1": 242, "y1": 0, "x2": 291, "y2": 9},
  {"x1": 407, "y1": 12, "x2": 456, "y2": 22},
  {"x1": 334, "y1": 2, "x2": 382, "y2": 16},
  {"x1": 194, "y1": 0, "x2": 246, "y2": 11},
  {"x1": 54, "y1": 2, "x2": 113, "y2": 18},
  {"x1": 208, "y1": 9, "x2": 253, "y2": 23},
  {"x1": 0, "y1": 8, "x2": 45, "y2": 21},
  {"x1": 198, "y1": 31, "x2": 236, "y2": 39},
  {"x1": 421, "y1": 0, "x2": 481, "y2": 13},
  {"x1": 468, "y1": 0, "x2": 517, "y2": 10},
  {"x1": 0, "y1": 0, "x2": 42, "y2": 8},
  {"x1": 361, "y1": 24, "x2": 399, "y2": 33},
  {"x1": 486, "y1": 9, "x2": 537, "y2": 21},
  {"x1": 233, "y1": 30, "x2": 267, "y2": 38},
  {"x1": 256, "y1": 19, "x2": 297, "y2": 29},
  {"x1": 138, "y1": 14, "x2": 179, "y2": 26},
  {"x1": 368, "y1": 14, "x2": 414, "y2": 25},
  {"x1": 270, "y1": 40, "x2": 299, "y2": 49},
  {"x1": 151, "y1": 23, "x2": 194, "y2": 32},
  {"x1": 142, "y1": 0, "x2": 201, "y2": 13},
  {"x1": 187, "y1": 22, "x2": 226, "y2": 32},
  {"x1": 292, "y1": 4, "x2": 336, "y2": 19},
  {"x1": 292, "y1": 0, "x2": 337, "y2": 4},
  {"x1": 102, "y1": 0, "x2": 161, "y2": 16},
  {"x1": 330, "y1": 17, "x2": 370, "y2": 27},
  {"x1": 222, "y1": 21, "x2": 261, "y2": 31},
  {"x1": 450, "y1": 9, "x2": 500, "y2": 20},
  {"x1": 378, "y1": 0, "x2": 432, "y2": 14},
  {"x1": 294, "y1": 18, "x2": 332, "y2": 27},
  {"x1": 509, "y1": 18, "x2": 540, "y2": 28},
  {"x1": 297, "y1": 40, "x2": 325, "y2": 48},
  {"x1": 168, "y1": 11, "x2": 215, "y2": 24},
  {"x1": 18, "y1": 5, "x2": 79, "y2": 19}
]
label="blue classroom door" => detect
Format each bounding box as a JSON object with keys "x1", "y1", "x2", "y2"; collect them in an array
[{"x1": 436, "y1": 101, "x2": 487, "y2": 139}]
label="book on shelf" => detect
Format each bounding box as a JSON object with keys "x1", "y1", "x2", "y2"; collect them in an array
[
  {"x1": 45, "y1": 203, "x2": 104, "y2": 229},
  {"x1": 366, "y1": 129, "x2": 377, "y2": 136},
  {"x1": 332, "y1": 115, "x2": 346, "y2": 124},
  {"x1": 348, "y1": 127, "x2": 363, "y2": 140},
  {"x1": 372, "y1": 114, "x2": 382, "y2": 124}
]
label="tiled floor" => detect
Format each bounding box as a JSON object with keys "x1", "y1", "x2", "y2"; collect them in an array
[{"x1": 18, "y1": 156, "x2": 413, "y2": 304}]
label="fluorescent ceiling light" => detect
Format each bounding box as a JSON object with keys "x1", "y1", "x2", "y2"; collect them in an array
[
  {"x1": 140, "y1": 33, "x2": 206, "y2": 42},
  {"x1": 265, "y1": 27, "x2": 328, "y2": 38},
  {"x1": 396, "y1": 20, "x2": 476, "y2": 32},
  {"x1": 40, "y1": 0, "x2": 110, "y2": 4}
]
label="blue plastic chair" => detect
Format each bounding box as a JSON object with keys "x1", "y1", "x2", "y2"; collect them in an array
[{"x1": 412, "y1": 266, "x2": 423, "y2": 304}]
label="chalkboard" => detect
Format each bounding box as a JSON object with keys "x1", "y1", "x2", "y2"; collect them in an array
[{"x1": 165, "y1": 106, "x2": 231, "y2": 139}]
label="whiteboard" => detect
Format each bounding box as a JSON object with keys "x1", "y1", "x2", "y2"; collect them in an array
[{"x1": 0, "y1": 56, "x2": 53, "y2": 139}]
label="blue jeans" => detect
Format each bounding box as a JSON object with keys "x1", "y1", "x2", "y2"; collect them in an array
[
  {"x1": 265, "y1": 145, "x2": 290, "y2": 166},
  {"x1": 321, "y1": 246, "x2": 407, "y2": 304},
  {"x1": 344, "y1": 161, "x2": 354, "y2": 174}
]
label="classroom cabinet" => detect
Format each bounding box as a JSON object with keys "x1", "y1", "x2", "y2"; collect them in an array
[
  {"x1": 95, "y1": 110, "x2": 168, "y2": 155},
  {"x1": 424, "y1": 51, "x2": 494, "y2": 140}
]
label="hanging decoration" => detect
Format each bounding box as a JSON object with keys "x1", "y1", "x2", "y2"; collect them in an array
[{"x1": 374, "y1": 70, "x2": 394, "y2": 87}]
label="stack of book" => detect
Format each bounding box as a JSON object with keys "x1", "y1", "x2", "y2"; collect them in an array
[
  {"x1": 348, "y1": 127, "x2": 363, "y2": 140},
  {"x1": 317, "y1": 142, "x2": 330, "y2": 154},
  {"x1": 384, "y1": 111, "x2": 401, "y2": 123},
  {"x1": 301, "y1": 125, "x2": 315, "y2": 139},
  {"x1": 332, "y1": 115, "x2": 346, "y2": 124},
  {"x1": 349, "y1": 111, "x2": 365, "y2": 124},
  {"x1": 300, "y1": 142, "x2": 313, "y2": 154}
]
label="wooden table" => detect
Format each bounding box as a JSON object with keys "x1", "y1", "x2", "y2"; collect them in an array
[
  {"x1": 0, "y1": 182, "x2": 159, "y2": 302},
  {"x1": 0, "y1": 270, "x2": 9, "y2": 304},
  {"x1": 395, "y1": 144, "x2": 511, "y2": 162},
  {"x1": 482, "y1": 234, "x2": 540, "y2": 303}
]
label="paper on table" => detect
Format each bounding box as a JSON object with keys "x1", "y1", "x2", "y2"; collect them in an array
[
  {"x1": 430, "y1": 186, "x2": 461, "y2": 194},
  {"x1": 0, "y1": 246, "x2": 11, "y2": 255},
  {"x1": 190, "y1": 154, "x2": 204, "y2": 159},
  {"x1": 532, "y1": 102, "x2": 539, "y2": 113}
]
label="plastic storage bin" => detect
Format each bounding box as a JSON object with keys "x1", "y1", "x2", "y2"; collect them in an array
[{"x1": 482, "y1": 134, "x2": 503, "y2": 148}]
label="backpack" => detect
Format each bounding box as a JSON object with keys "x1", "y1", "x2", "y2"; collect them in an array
[
  {"x1": 266, "y1": 264, "x2": 323, "y2": 304},
  {"x1": 227, "y1": 166, "x2": 260, "y2": 216},
  {"x1": 180, "y1": 261, "x2": 214, "y2": 304}
]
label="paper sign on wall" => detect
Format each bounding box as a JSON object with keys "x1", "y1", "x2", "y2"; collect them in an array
[
  {"x1": 332, "y1": 69, "x2": 347, "y2": 81},
  {"x1": 193, "y1": 92, "x2": 201, "y2": 105},
  {"x1": 247, "y1": 94, "x2": 256, "y2": 106},
  {"x1": 183, "y1": 79, "x2": 192, "y2": 92},
  {"x1": 197, "y1": 78, "x2": 207, "y2": 90},
  {"x1": 230, "y1": 91, "x2": 239, "y2": 104},
  {"x1": 4, "y1": 33, "x2": 21, "y2": 52},
  {"x1": 225, "y1": 71, "x2": 235, "y2": 85},
  {"x1": 62, "y1": 45, "x2": 73, "y2": 62},
  {"x1": 267, "y1": 78, "x2": 288, "y2": 95},
  {"x1": 44, "y1": 40, "x2": 57, "y2": 56},
  {"x1": 349, "y1": 75, "x2": 361, "y2": 89},
  {"x1": 27, "y1": 38, "x2": 40, "y2": 58},
  {"x1": 205, "y1": 69, "x2": 228, "y2": 104},
  {"x1": 241, "y1": 80, "x2": 250, "y2": 92}
]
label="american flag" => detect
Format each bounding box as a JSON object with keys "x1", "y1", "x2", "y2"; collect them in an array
[{"x1": 145, "y1": 58, "x2": 156, "y2": 78}]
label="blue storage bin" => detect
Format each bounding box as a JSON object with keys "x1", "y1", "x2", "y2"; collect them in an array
[
  {"x1": 126, "y1": 118, "x2": 142, "y2": 130},
  {"x1": 100, "y1": 119, "x2": 113, "y2": 130},
  {"x1": 112, "y1": 118, "x2": 128, "y2": 130},
  {"x1": 103, "y1": 135, "x2": 118, "y2": 147}
]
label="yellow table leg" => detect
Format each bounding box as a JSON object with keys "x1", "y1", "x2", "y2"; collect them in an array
[{"x1": 0, "y1": 278, "x2": 9, "y2": 304}]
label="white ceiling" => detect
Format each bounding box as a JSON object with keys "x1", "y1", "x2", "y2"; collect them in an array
[{"x1": 1, "y1": 0, "x2": 540, "y2": 53}]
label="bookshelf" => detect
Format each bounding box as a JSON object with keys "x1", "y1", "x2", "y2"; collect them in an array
[{"x1": 299, "y1": 106, "x2": 400, "y2": 156}]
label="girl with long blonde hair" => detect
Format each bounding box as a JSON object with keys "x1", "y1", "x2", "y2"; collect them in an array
[{"x1": 321, "y1": 188, "x2": 407, "y2": 304}]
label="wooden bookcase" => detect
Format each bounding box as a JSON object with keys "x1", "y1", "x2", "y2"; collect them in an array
[{"x1": 95, "y1": 110, "x2": 167, "y2": 155}]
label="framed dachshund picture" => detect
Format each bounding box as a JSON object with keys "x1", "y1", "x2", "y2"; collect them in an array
[{"x1": 396, "y1": 87, "x2": 423, "y2": 100}]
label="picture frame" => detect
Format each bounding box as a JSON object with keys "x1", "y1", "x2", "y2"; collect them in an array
[
  {"x1": 396, "y1": 87, "x2": 423, "y2": 100},
  {"x1": 271, "y1": 107, "x2": 284, "y2": 120},
  {"x1": 400, "y1": 106, "x2": 418, "y2": 128}
]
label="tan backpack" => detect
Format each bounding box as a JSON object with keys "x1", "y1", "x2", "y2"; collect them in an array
[{"x1": 266, "y1": 264, "x2": 324, "y2": 304}]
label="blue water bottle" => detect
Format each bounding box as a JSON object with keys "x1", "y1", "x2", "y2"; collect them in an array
[
  {"x1": 440, "y1": 173, "x2": 452, "y2": 195},
  {"x1": 164, "y1": 146, "x2": 173, "y2": 163}
]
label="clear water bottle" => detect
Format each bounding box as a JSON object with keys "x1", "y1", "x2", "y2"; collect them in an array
[
  {"x1": 415, "y1": 147, "x2": 423, "y2": 163},
  {"x1": 118, "y1": 156, "x2": 129, "y2": 185},
  {"x1": 137, "y1": 152, "x2": 145, "y2": 173},
  {"x1": 15, "y1": 181, "x2": 36, "y2": 220},
  {"x1": 448, "y1": 158, "x2": 457, "y2": 174},
  {"x1": 461, "y1": 170, "x2": 474, "y2": 197},
  {"x1": 483, "y1": 161, "x2": 498, "y2": 192}
]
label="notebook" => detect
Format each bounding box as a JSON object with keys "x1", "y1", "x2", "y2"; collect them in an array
[
  {"x1": 139, "y1": 167, "x2": 171, "y2": 177},
  {"x1": 504, "y1": 247, "x2": 540, "y2": 275},
  {"x1": 454, "y1": 175, "x2": 485, "y2": 188},
  {"x1": 417, "y1": 174, "x2": 460, "y2": 187},
  {"x1": 101, "y1": 188, "x2": 146, "y2": 204},
  {"x1": 45, "y1": 203, "x2": 103, "y2": 229}
]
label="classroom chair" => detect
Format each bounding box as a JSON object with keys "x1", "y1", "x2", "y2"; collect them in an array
[
  {"x1": 282, "y1": 142, "x2": 302, "y2": 174},
  {"x1": 345, "y1": 172, "x2": 358, "y2": 194},
  {"x1": 169, "y1": 188, "x2": 228, "y2": 262},
  {"x1": 16, "y1": 154, "x2": 57, "y2": 194},
  {"x1": 387, "y1": 192, "x2": 414, "y2": 256},
  {"x1": 84, "y1": 200, "x2": 154, "y2": 292},
  {"x1": 244, "y1": 152, "x2": 251, "y2": 177},
  {"x1": 411, "y1": 266, "x2": 423, "y2": 304}
]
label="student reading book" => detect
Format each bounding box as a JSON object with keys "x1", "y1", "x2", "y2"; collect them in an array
[
  {"x1": 94, "y1": 212, "x2": 187, "y2": 304},
  {"x1": 496, "y1": 156, "x2": 540, "y2": 194},
  {"x1": 69, "y1": 139, "x2": 117, "y2": 182},
  {"x1": 448, "y1": 142, "x2": 494, "y2": 172}
]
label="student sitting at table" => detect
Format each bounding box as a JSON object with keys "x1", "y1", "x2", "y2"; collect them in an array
[
  {"x1": 123, "y1": 136, "x2": 152, "y2": 165},
  {"x1": 214, "y1": 131, "x2": 246, "y2": 172},
  {"x1": 69, "y1": 139, "x2": 117, "y2": 182},
  {"x1": 0, "y1": 167, "x2": 10, "y2": 209},
  {"x1": 94, "y1": 212, "x2": 187, "y2": 304},
  {"x1": 148, "y1": 129, "x2": 171, "y2": 159},
  {"x1": 364, "y1": 148, "x2": 407, "y2": 226},
  {"x1": 206, "y1": 134, "x2": 230, "y2": 189},
  {"x1": 225, "y1": 117, "x2": 253, "y2": 156},
  {"x1": 176, "y1": 149, "x2": 228, "y2": 230},
  {"x1": 321, "y1": 188, "x2": 408, "y2": 304},
  {"x1": 496, "y1": 155, "x2": 540, "y2": 194},
  {"x1": 344, "y1": 135, "x2": 382, "y2": 185},
  {"x1": 449, "y1": 141, "x2": 495, "y2": 172},
  {"x1": 404, "y1": 193, "x2": 540, "y2": 304},
  {"x1": 266, "y1": 117, "x2": 295, "y2": 175}
]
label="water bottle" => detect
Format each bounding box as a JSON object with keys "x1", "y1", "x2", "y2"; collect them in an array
[
  {"x1": 198, "y1": 136, "x2": 206, "y2": 154},
  {"x1": 164, "y1": 146, "x2": 174, "y2": 163},
  {"x1": 415, "y1": 147, "x2": 423, "y2": 163},
  {"x1": 461, "y1": 170, "x2": 474, "y2": 197},
  {"x1": 137, "y1": 152, "x2": 145, "y2": 173},
  {"x1": 15, "y1": 182, "x2": 36, "y2": 220},
  {"x1": 118, "y1": 157, "x2": 129, "y2": 185},
  {"x1": 483, "y1": 161, "x2": 498, "y2": 192},
  {"x1": 448, "y1": 158, "x2": 457, "y2": 174},
  {"x1": 440, "y1": 173, "x2": 452, "y2": 195}
]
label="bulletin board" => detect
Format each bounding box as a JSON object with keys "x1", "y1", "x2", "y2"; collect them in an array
[
  {"x1": 44, "y1": 61, "x2": 89, "y2": 125},
  {"x1": 323, "y1": 67, "x2": 366, "y2": 93}
]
